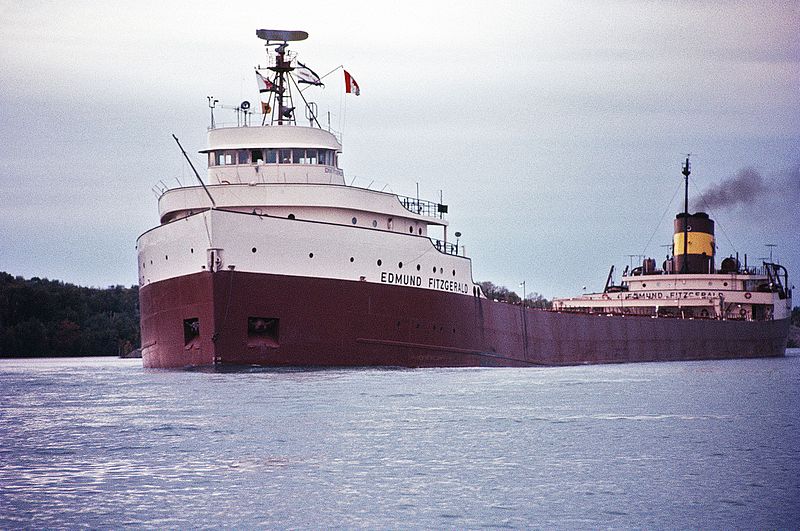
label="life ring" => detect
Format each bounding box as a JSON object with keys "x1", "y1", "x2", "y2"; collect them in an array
[
  {"x1": 744, "y1": 292, "x2": 752, "y2": 299},
  {"x1": 739, "y1": 309, "x2": 747, "y2": 317}
]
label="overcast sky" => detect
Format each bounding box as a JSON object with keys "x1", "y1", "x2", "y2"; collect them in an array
[{"x1": 1, "y1": 0, "x2": 798, "y2": 297}]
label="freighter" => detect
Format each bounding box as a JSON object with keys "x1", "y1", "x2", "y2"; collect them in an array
[{"x1": 137, "y1": 30, "x2": 792, "y2": 368}]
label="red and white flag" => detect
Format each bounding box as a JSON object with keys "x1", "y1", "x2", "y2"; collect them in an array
[
  {"x1": 344, "y1": 70, "x2": 360, "y2": 96},
  {"x1": 256, "y1": 71, "x2": 282, "y2": 93}
]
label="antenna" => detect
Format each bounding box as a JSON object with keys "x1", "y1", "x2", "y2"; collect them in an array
[
  {"x1": 626, "y1": 254, "x2": 645, "y2": 270},
  {"x1": 207, "y1": 96, "x2": 218, "y2": 129},
  {"x1": 765, "y1": 243, "x2": 777, "y2": 263},
  {"x1": 681, "y1": 154, "x2": 691, "y2": 273},
  {"x1": 172, "y1": 135, "x2": 216, "y2": 208},
  {"x1": 256, "y1": 29, "x2": 308, "y2": 42}
]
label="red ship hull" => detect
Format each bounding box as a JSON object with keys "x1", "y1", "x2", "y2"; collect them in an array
[{"x1": 139, "y1": 271, "x2": 789, "y2": 368}]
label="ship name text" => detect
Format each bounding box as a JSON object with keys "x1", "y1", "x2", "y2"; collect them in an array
[
  {"x1": 428, "y1": 277, "x2": 470, "y2": 294},
  {"x1": 623, "y1": 290, "x2": 724, "y2": 300},
  {"x1": 378, "y1": 271, "x2": 470, "y2": 294},
  {"x1": 381, "y1": 272, "x2": 423, "y2": 287}
]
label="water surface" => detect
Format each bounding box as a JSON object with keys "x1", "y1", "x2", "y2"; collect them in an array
[{"x1": 1, "y1": 352, "x2": 798, "y2": 528}]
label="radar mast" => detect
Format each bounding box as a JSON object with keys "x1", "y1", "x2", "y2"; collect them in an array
[{"x1": 256, "y1": 29, "x2": 317, "y2": 127}]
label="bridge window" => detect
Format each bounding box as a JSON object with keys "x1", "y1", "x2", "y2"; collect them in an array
[
  {"x1": 216, "y1": 151, "x2": 234, "y2": 166},
  {"x1": 211, "y1": 148, "x2": 336, "y2": 166}
]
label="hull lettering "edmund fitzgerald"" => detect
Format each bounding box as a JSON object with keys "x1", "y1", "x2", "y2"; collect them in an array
[
  {"x1": 429, "y1": 277, "x2": 469, "y2": 294},
  {"x1": 379, "y1": 272, "x2": 470, "y2": 294},
  {"x1": 380, "y1": 271, "x2": 422, "y2": 287}
]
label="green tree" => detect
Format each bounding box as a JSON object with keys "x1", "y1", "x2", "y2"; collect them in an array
[{"x1": 0, "y1": 272, "x2": 140, "y2": 357}]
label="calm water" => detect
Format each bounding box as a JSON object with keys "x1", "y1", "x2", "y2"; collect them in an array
[{"x1": 1, "y1": 353, "x2": 798, "y2": 529}]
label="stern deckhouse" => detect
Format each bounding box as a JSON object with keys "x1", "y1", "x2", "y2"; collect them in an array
[{"x1": 552, "y1": 157, "x2": 792, "y2": 323}]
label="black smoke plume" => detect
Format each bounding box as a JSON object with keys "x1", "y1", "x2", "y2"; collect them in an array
[{"x1": 697, "y1": 167, "x2": 767, "y2": 210}]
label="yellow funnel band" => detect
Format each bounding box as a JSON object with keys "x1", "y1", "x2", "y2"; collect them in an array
[{"x1": 674, "y1": 231, "x2": 714, "y2": 257}]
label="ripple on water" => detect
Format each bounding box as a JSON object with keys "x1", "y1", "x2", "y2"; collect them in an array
[{"x1": 1, "y1": 355, "x2": 799, "y2": 528}]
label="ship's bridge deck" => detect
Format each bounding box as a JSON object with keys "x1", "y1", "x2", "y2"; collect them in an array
[{"x1": 157, "y1": 182, "x2": 450, "y2": 245}]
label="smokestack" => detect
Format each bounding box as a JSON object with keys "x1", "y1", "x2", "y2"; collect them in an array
[{"x1": 673, "y1": 212, "x2": 715, "y2": 274}]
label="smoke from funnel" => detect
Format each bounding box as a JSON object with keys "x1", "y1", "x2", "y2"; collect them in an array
[{"x1": 697, "y1": 167, "x2": 767, "y2": 210}]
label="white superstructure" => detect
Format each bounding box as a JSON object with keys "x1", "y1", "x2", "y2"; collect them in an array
[
  {"x1": 137, "y1": 31, "x2": 482, "y2": 300},
  {"x1": 552, "y1": 269, "x2": 792, "y2": 321}
]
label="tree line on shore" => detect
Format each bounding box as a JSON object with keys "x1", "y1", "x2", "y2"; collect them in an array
[
  {"x1": 0, "y1": 272, "x2": 140, "y2": 358},
  {"x1": 478, "y1": 281, "x2": 552, "y2": 308}
]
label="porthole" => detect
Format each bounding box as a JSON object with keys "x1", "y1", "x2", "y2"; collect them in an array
[
  {"x1": 642, "y1": 283, "x2": 647, "y2": 287},
  {"x1": 165, "y1": 255, "x2": 168, "y2": 260},
  {"x1": 398, "y1": 262, "x2": 403, "y2": 268},
  {"x1": 350, "y1": 257, "x2": 355, "y2": 263},
  {"x1": 372, "y1": 220, "x2": 378, "y2": 228},
  {"x1": 190, "y1": 248, "x2": 194, "y2": 253},
  {"x1": 252, "y1": 247, "x2": 257, "y2": 253},
  {"x1": 150, "y1": 260, "x2": 153, "y2": 265},
  {"x1": 439, "y1": 267, "x2": 443, "y2": 274},
  {"x1": 723, "y1": 281, "x2": 728, "y2": 287},
  {"x1": 433, "y1": 266, "x2": 437, "y2": 273},
  {"x1": 309, "y1": 253, "x2": 314, "y2": 258},
  {"x1": 288, "y1": 214, "x2": 295, "y2": 220},
  {"x1": 377, "y1": 259, "x2": 382, "y2": 266},
  {"x1": 452, "y1": 269, "x2": 456, "y2": 276},
  {"x1": 352, "y1": 217, "x2": 358, "y2": 225},
  {"x1": 416, "y1": 264, "x2": 421, "y2": 271}
]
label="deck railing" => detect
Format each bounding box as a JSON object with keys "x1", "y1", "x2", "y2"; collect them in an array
[
  {"x1": 398, "y1": 195, "x2": 448, "y2": 218},
  {"x1": 430, "y1": 238, "x2": 458, "y2": 255}
]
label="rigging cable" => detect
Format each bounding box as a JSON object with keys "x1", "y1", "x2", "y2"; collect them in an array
[{"x1": 640, "y1": 178, "x2": 683, "y2": 257}]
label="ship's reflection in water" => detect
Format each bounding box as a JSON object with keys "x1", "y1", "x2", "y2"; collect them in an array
[{"x1": 1, "y1": 354, "x2": 798, "y2": 528}]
